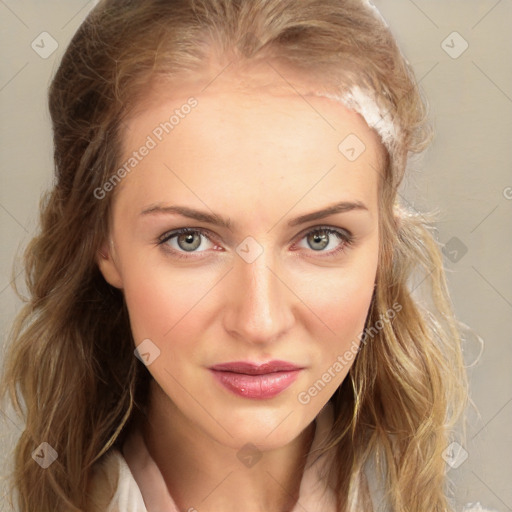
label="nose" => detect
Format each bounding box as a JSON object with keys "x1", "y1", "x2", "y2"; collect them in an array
[{"x1": 222, "y1": 246, "x2": 295, "y2": 346}]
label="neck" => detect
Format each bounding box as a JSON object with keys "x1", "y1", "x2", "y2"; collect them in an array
[{"x1": 141, "y1": 380, "x2": 317, "y2": 512}]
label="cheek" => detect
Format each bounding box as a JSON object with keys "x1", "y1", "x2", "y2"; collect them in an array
[
  {"x1": 294, "y1": 261, "x2": 377, "y2": 404},
  {"x1": 304, "y1": 256, "x2": 377, "y2": 339},
  {"x1": 119, "y1": 255, "x2": 202, "y2": 343},
  {"x1": 324, "y1": 274, "x2": 374, "y2": 340},
  {"x1": 119, "y1": 254, "x2": 222, "y2": 367}
]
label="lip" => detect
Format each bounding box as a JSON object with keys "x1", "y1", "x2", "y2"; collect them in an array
[
  {"x1": 209, "y1": 360, "x2": 304, "y2": 399},
  {"x1": 210, "y1": 360, "x2": 302, "y2": 374}
]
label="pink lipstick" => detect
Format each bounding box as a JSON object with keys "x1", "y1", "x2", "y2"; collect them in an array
[{"x1": 209, "y1": 360, "x2": 303, "y2": 399}]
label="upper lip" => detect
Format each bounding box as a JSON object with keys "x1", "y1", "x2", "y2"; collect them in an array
[{"x1": 210, "y1": 360, "x2": 303, "y2": 375}]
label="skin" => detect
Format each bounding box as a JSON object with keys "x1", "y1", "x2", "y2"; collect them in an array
[{"x1": 97, "y1": 63, "x2": 385, "y2": 512}]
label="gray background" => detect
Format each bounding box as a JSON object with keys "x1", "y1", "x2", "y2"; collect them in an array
[{"x1": 1, "y1": 1, "x2": 511, "y2": 511}]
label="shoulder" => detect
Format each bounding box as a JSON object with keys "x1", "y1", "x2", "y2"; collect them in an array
[{"x1": 87, "y1": 448, "x2": 148, "y2": 512}]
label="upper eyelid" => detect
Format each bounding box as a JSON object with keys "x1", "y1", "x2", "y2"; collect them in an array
[
  {"x1": 158, "y1": 224, "x2": 352, "y2": 246},
  {"x1": 159, "y1": 227, "x2": 216, "y2": 243}
]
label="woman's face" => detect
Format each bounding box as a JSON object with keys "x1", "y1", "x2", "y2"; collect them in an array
[{"x1": 97, "y1": 70, "x2": 384, "y2": 451}]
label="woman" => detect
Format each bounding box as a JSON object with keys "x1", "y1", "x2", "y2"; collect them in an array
[{"x1": 0, "y1": 0, "x2": 488, "y2": 511}]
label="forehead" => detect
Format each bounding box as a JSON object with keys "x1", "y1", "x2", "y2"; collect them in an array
[
  {"x1": 122, "y1": 61, "x2": 385, "y2": 161},
  {"x1": 115, "y1": 71, "x2": 385, "y2": 221}
]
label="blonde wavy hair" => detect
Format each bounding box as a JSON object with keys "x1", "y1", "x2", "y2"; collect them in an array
[{"x1": 0, "y1": 0, "x2": 468, "y2": 510}]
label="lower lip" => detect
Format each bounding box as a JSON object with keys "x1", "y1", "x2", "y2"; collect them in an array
[{"x1": 209, "y1": 369, "x2": 301, "y2": 399}]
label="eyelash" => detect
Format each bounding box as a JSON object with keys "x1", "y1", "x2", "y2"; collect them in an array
[{"x1": 157, "y1": 225, "x2": 355, "y2": 260}]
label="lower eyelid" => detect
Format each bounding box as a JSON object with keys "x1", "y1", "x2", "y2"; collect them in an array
[
  {"x1": 159, "y1": 229, "x2": 215, "y2": 249},
  {"x1": 293, "y1": 228, "x2": 353, "y2": 255},
  {"x1": 158, "y1": 227, "x2": 353, "y2": 256}
]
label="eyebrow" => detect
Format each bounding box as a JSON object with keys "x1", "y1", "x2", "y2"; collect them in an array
[{"x1": 139, "y1": 200, "x2": 369, "y2": 230}]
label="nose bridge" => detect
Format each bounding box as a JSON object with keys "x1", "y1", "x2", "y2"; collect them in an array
[{"x1": 223, "y1": 244, "x2": 293, "y2": 344}]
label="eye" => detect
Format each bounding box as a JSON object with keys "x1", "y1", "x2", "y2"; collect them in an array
[
  {"x1": 157, "y1": 225, "x2": 355, "y2": 260},
  {"x1": 158, "y1": 228, "x2": 217, "y2": 259},
  {"x1": 293, "y1": 226, "x2": 354, "y2": 258}
]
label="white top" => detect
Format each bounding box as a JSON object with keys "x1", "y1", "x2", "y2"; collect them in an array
[{"x1": 86, "y1": 402, "x2": 496, "y2": 512}]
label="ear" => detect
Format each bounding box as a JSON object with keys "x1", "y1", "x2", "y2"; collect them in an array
[{"x1": 96, "y1": 240, "x2": 123, "y2": 289}]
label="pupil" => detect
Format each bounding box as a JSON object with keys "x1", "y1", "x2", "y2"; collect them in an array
[
  {"x1": 179, "y1": 233, "x2": 200, "y2": 251},
  {"x1": 310, "y1": 231, "x2": 328, "y2": 250}
]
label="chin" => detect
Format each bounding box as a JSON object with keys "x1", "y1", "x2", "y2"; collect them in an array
[{"x1": 210, "y1": 403, "x2": 311, "y2": 450}]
